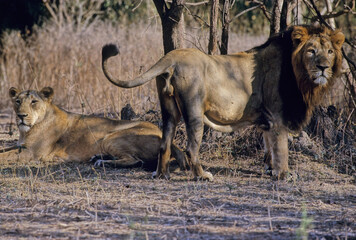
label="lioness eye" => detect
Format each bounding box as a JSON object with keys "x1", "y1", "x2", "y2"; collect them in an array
[
  {"x1": 328, "y1": 49, "x2": 334, "y2": 54},
  {"x1": 31, "y1": 100, "x2": 38, "y2": 104},
  {"x1": 15, "y1": 99, "x2": 21, "y2": 105}
]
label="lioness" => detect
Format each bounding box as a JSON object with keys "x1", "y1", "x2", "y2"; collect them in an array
[
  {"x1": 102, "y1": 25, "x2": 344, "y2": 180},
  {"x1": 9, "y1": 87, "x2": 186, "y2": 170}
]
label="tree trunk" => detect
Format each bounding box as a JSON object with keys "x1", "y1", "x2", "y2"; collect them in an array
[
  {"x1": 270, "y1": 0, "x2": 284, "y2": 35},
  {"x1": 292, "y1": 0, "x2": 303, "y2": 25},
  {"x1": 280, "y1": 0, "x2": 290, "y2": 31},
  {"x1": 153, "y1": 0, "x2": 185, "y2": 54},
  {"x1": 208, "y1": 0, "x2": 219, "y2": 55},
  {"x1": 325, "y1": 0, "x2": 336, "y2": 28},
  {"x1": 220, "y1": 0, "x2": 230, "y2": 55}
]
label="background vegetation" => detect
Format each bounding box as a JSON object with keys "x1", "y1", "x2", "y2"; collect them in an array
[{"x1": 0, "y1": 0, "x2": 355, "y2": 239}]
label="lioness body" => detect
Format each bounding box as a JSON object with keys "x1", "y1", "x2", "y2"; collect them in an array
[
  {"x1": 9, "y1": 87, "x2": 185, "y2": 169},
  {"x1": 102, "y1": 25, "x2": 344, "y2": 180}
]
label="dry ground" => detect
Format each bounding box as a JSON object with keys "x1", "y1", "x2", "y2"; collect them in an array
[
  {"x1": 0, "y1": 16, "x2": 355, "y2": 239},
  {"x1": 0, "y1": 111, "x2": 355, "y2": 240}
]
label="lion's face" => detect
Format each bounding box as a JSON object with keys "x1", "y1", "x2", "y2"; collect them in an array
[
  {"x1": 291, "y1": 26, "x2": 344, "y2": 87},
  {"x1": 9, "y1": 87, "x2": 54, "y2": 133}
]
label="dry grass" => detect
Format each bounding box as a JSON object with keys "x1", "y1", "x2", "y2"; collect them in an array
[
  {"x1": 0, "y1": 17, "x2": 355, "y2": 239},
  {"x1": 0, "y1": 136, "x2": 355, "y2": 239}
]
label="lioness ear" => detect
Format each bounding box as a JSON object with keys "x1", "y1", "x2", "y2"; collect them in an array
[
  {"x1": 331, "y1": 30, "x2": 345, "y2": 50},
  {"x1": 39, "y1": 87, "x2": 54, "y2": 102},
  {"x1": 291, "y1": 26, "x2": 309, "y2": 47},
  {"x1": 9, "y1": 87, "x2": 20, "y2": 99}
]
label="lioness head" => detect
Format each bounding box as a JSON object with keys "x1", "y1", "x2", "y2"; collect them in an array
[
  {"x1": 9, "y1": 87, "x2": 54, "y2": 133},
  {"x1": 291, "y1": 25, "x2": 344, "y2": 87}
]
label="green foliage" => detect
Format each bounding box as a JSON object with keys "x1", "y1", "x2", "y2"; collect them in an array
[{"x1": 296, "y1": 207, "x2": 314, "y2": 240}]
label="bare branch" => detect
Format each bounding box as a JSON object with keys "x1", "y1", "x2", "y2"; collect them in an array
[
  {"x1": 167, "y1": 0, "x2": 209, "y2": 6},
  {"x1": 185, "y1": 1, "x2": 209, "y2": 6},
  {"x1": 250, "y1": 0, "x2": 271, "y2": 21},
  {"x1": 229, "y1": 5, "x2": 260, "y2": 23},
  {"x1": 311, "y1": 8, "x2": 356, "y2": 22},
  {"x1": 132, "y1": 0, "x2": 143, "y2": 12},
  {"x1": 309, "y1": 0, "x2": 333, "y2": 28},
  {"x1": 184, "y1": 5, "x2": 210, "y2": 27}
]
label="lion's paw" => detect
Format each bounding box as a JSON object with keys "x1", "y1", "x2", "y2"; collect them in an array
[
  {"x1": 152, "y1": 171, "x2": 170, "y2": 180},
  {"x1": 193, "y1": 171, "x2": 214, "y2": 181},
  {"x1": 271, "y1": 169, "x2": 290, "y2": 181}
]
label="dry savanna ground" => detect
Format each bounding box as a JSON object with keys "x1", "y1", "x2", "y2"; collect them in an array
[{"x1": 0, "y1": 20, "x2": 355, "y2": 239}]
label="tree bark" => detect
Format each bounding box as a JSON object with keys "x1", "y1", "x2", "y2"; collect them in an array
[
  {"x1": 280, "y1": 0, "x2": 290, "y2": 31},
  {"x1": 270, "y1": 0, "x2": 284, "y2": 35},
  {"x1": 220, "y1": 0, "x2": 230, "y2": 55},
  {"x1": 293, "y1": 0, "x2": 303, "y2": 25},
  {"x1": 324, "y1": 0, "x2": 336, "y2": 28},
  {"x1": 208, "y1": 0, "x2": 219, "y2": 55},
  {"x1": 153, "y1": 0, "x2": 185, "y2": 54}
]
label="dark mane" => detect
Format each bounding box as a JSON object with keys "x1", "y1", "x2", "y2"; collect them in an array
[
  {"x1": 253, "y1": 26, "x2": 339, "y2": 132},
  {"x1": 276, "y1": 28, "x2": 308, "y2": 131}
]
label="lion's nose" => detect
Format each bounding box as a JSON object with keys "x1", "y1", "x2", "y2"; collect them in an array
[
  {"x1": 316, "y1": 65, "x2": 329, "y2": 72},
  {"x1": 17, "y1": 113, "x2": 28, "y2": 121}
]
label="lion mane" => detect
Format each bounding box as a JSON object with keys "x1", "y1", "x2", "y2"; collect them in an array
[{"x1": 102, "y1": 25, "x2": 345, "y2": 180}]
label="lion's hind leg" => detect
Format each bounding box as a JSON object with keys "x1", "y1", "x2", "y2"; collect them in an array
[
  {"x1": 99, "y1": 128, "x2": 161, "y2": 170},
  {"x1": 153, "y1": 77, "x2": 182, "y2": 180},
  {"x1": 180, "y1": 100, "x2": 213, "y2": 181},
  {"x1": 262, "y1": 132, "x2": 272, "y2": 175}
]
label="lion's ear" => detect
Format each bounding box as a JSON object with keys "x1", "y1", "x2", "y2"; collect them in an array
[
  {"x1": 9, "y1": 87, "x2": 20, "y2": 99},
  {"x1": 291, "y1": 26, "x2": 309, "y2": 47},
  {"x1": 39, "y1": 87, "x2": 54, "y2": 102},
  {"x1": 331, "y1": 30, "x2": 345, "y2": 50}
]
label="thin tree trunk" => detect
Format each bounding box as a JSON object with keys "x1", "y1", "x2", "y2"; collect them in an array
[
  {"x1": 293, "y1": 0, "x2": 303, "y2": 25},
  {"x1": 270, "y1": 0, "x2": 284, "y2": 35},
  {"x1": 153, "y1": 0, "x2": 185, "y2": 54},
  {"x1": 208, "y1": 0, "x2": 219, "y2": 55},
  {"x1": 280, "y1": 0, "x2": 289, "y2": 31},
  {"x1": 220, "y1": 0, "x2": 230, "y2": 55},
  {"x1": 324, "y1": 0, "x2": 336, "y2": 28}
]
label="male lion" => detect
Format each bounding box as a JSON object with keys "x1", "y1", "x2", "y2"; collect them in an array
[
  {"x1": 9, "y1": 87, "x2": 186, "y2": 170},
  {"x1": 102, "y1": 25, "x2": 345, "y2": 180}
]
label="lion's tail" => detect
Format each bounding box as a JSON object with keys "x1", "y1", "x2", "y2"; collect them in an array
[{"x1": 102, "y1": 44, "x2": 173, "y2": 88}]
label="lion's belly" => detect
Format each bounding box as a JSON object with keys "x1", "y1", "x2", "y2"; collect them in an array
[{"x1": 204, "y1": 87, "x2": 251, "y2": 124}]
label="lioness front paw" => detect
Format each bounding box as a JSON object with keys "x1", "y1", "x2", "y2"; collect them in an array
[
  {"x1": 93, "y1": 160, "x2": 105, "y2": 167},
  {"x1": 193, "y1": 171, "x2": 214, "y2": 181},
  {"x1": 152, "y1": 171, "x2": 170, "y2": 180},
  {"x1": 264, "y1": 164, "x2": 273, "y2": 176}
]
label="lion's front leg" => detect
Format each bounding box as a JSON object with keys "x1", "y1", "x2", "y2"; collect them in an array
[{"x1": 263, "y1": 128, "x2": 289, "y2": 180}]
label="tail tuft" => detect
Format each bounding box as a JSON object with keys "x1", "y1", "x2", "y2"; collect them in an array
[{"x1": 102, "y1": 44, "x2": 120, "y2": 61}]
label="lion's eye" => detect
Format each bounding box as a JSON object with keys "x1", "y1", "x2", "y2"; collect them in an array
[
  {"x1": 328, "y1": 49, "x2": 334, "y2": 54},
  {"x1": 307, "y1": 49, "x2": 316, "y2": 55},
  {"x1": 31, "y1": 100, "x2": 38, "y2": 104},
  {"x1": 15, "y1": 99, "x2": 21, "y2": 105}
]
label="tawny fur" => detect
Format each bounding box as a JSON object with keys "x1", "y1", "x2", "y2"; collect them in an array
[
  {"x1": 9, "y1": 87, "x2": 186, "y2": 170},
  {"x1": 102, "y1": 25, "x2": 344, "y2": 180}
]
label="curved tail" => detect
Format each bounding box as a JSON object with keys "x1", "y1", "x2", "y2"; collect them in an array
[{"x1": 102, "y1": 44, "x2": 173, "y2": 88}]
